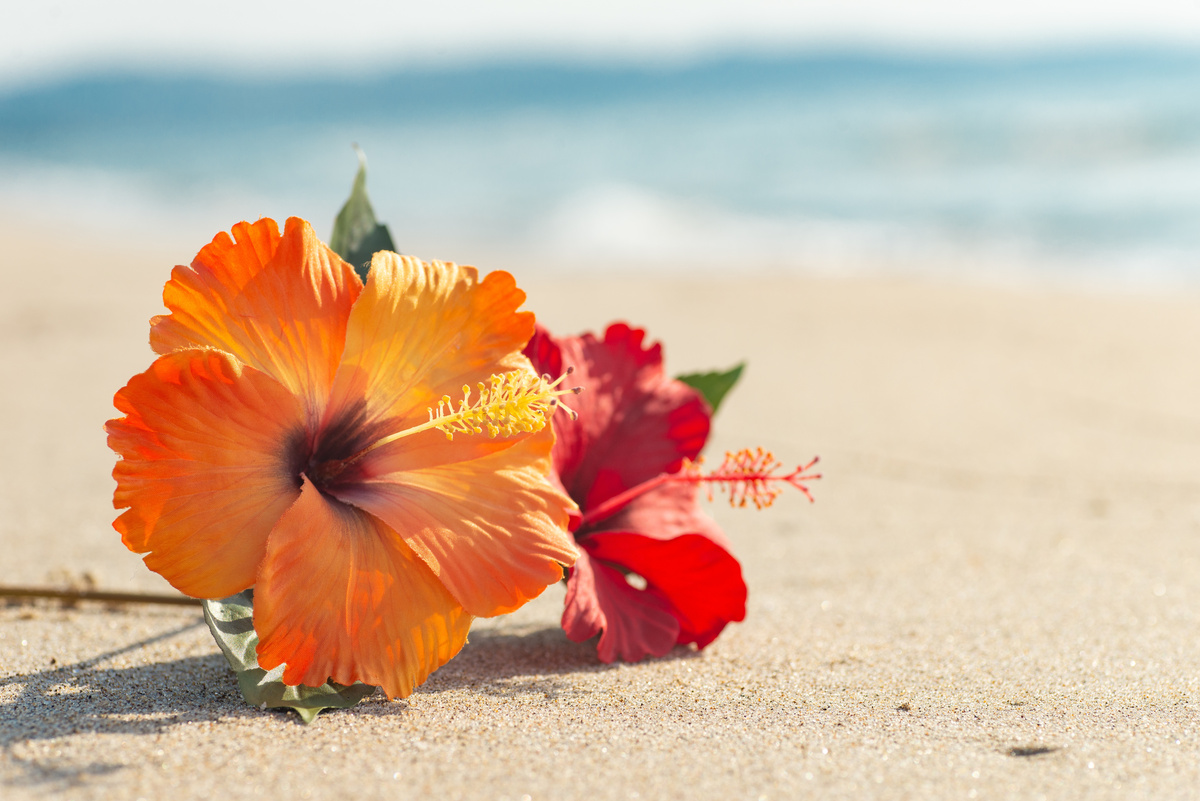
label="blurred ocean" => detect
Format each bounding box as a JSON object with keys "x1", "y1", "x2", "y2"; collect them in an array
[{"x1": 1, "y1": 48, "x2": 1199, "y2": 286}]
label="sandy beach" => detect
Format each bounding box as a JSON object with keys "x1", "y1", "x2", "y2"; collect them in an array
[{"x1": 3, "y1": 218, "x2": 1200, "y2": 800}]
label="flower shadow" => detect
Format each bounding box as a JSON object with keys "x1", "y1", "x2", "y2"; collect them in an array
[
  {"x1": 412, "y1": 623, "x2": 702, "y2": 700},
  {"x1": 1, "y1": 616, "x2": 703, "y2": 772},
  {"x1": 0, "y1": 618, "x2": 251, "y2": 790}
]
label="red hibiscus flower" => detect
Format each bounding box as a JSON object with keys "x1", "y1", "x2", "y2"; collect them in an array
[{"x1": 524, "y1": 323, "x2": 747, "y2": 663}]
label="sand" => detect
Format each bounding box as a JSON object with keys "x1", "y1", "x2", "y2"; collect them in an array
[{"x1": 3, "y1": 219, "x2": 1200, "y2": 800}]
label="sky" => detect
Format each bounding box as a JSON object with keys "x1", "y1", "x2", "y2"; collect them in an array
[{"x1": 6, "y1": 0, "x2": 1200, "y2": 89}]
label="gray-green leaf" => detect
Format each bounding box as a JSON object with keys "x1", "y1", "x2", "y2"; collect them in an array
[
  {"x1": 330, "y1": 145, "x2": 396, "y2": 283},
  {"x1": 676, "y1": 362, "x2": 745, "y2": 415},
  {"x1": 202, "y1": 590, "x2": 377, "y2": 724}
]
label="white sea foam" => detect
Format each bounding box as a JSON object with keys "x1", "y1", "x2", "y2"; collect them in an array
[{"x1": 2, "y1": 52, "x2": 1198, "y2": 290}]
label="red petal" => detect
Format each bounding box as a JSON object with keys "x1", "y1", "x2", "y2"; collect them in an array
[
  {"x1": 584, "y1": 477, "x2": 730, "y2": 546},
  {"x1": 562, "y1": 545, "x2": 679, "y2": 663},
  {"x1": 524, "y1": 323, "x2": 711, "y2": 512},
  {"x1": 523, "y1": 325, "x2": 563, "y2": 380},
  {"x1": 586, "y1": 531, "x2": 746, "y2": 650}
]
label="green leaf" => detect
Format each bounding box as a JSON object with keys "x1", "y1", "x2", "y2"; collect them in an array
[
  {"x1": 202, "y1": 590, "x2": 377, "y2": 724},
  {"x1": 330, "y1": 145, "x2": 396, "y2": 283},
  {"x1": 676, "y1": 362, "x2": 746, "y2": 415}
]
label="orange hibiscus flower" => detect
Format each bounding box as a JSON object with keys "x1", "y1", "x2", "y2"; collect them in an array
[{"x1": 106, "y1": 217, "x2": 578, "y2": 699}]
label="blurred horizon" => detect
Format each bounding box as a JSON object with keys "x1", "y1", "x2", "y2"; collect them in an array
[
  {"x1": 4, "y1": 8, "x2": 1200, "y2": 289},
  {"x1": 7, "y1": 1, "x2": 1200, "y2": 92}
]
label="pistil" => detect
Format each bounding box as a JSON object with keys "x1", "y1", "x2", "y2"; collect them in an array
[
  {"x1": 315, "y1": 368, "x2": 582, "y2": 482},
  {"x1": 579, "y1": 448, "x2": 821, "y2": 528}
]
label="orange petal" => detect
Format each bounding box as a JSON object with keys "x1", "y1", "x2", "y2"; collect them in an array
[
  {"x1": 106, "y1": 349, "x2": 304, "y2": 598},
  {"x1": 334, "y1": 427, "x2": 577, "y2": 617},
  {"x1": 150, "y1": 217, "x2": 362, "y2": 421},
  {"x1": 254, "y1": 477, "x2": 473, "y2": 699},
  {"x1": 324, "y1": 251, "x2": 534, "y2": 438}
]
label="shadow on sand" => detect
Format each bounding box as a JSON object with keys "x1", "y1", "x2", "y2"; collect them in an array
[
  {"x1": 415, "y1": 623, "x2": 701, "y2": 701},
  {"x1": 0, "y1": 616, "x2": 233, "y2": 789},
  {"x1": 1, "y1": 610, "x2": 698, "y2": 788}
]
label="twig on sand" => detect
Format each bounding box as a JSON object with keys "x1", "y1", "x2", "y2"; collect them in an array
[{"x1": 0, "y1": 585, "x2": 200, "y2": 607}]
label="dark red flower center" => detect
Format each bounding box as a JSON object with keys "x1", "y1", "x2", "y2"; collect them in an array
[{"x1": 285, "y1": 404, "x2": 379, "y2": 495}]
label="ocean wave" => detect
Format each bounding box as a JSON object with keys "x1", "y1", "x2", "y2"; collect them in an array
[{"x1": 2, "y1": 49, "x2": 1199, "y2": 287}]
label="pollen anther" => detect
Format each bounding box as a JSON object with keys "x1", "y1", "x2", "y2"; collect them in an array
[
  {"x1": 424, "y1": 368, "x2": 580, "y2": 441},
  {"x1": 682, "y1": 448, "x2": 822, "y2": 508}
]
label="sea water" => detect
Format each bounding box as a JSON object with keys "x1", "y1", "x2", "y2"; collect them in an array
[{"x1": 1, "y1": 48, "x2": 1198, "y2": 287}]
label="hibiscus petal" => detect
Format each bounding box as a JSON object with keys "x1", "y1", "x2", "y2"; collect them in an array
[
  {"x1": 586, "y1": 532, "x2": 747, "y2": 650},
  {"x1": 562, "y1": 545, "x2": 679, "y2": 663},
  {"x1": 325, "y1": 251, "x2": 534, "y2": 438},
  {"x1": 150, "y1": 217, "x2": 361, "y2": 421},
  {"x1": 106, "y1": 349, "x2": 304, "y2": 598},
  {"x1": 525, "y1": 323, "x2": 711, "y2": 511},
  {"x1": 334, "y1": 428, "x2": 577, "y2": 617},
  {"x1": 254, "y1": 477, "x2": 473, "y2": 699},
  {"x1": 585, "y1": 479, "x2": 730, "y2": 545},
  {"x1": 523, "y1": 325, "x2": 563, "y2": 379}
]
